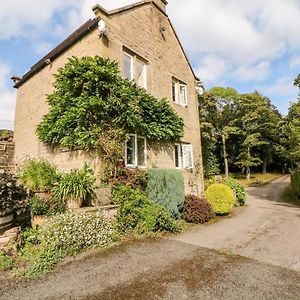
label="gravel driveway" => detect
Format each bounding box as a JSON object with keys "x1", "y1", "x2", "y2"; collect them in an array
[
  {"x1": 1, "y1": 175, "x2": 300, "y2": 299},
  {"x1": 171, "y1": 175, "x2": 300, "y2": 271}
]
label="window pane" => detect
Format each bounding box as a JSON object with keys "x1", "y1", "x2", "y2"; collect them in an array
[
  {"x1": 183, "y1": 145, "x2": 193, "y2": 169},
  {"x1": 180, "y1": 84, "x2": 187, "y2": 106},
  {"x1": 123, "y1": 53, "x2": 133, "y2": 80},
  {"x1": 175, "y1": 144, "x2": 181, "y2": 168},
  {"x1": 136, "y1": 60, "x2": 146, "y2": 88},
  {"x1": 126, "y1": 135, "x2": 136, "y2": 166},
  {"x1": 172, "y1": 81, "x2": 177, "y2": 103},
  {"x1": 137, "y1": 137, "x2": 146, "y2": 166}
]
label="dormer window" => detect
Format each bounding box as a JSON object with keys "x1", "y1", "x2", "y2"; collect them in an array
[
  {"x1": 172, "y1": 78, "x2": 187, "y2": 107},
  {"x1": 123, "y1": 51, "x2": 147, "y2": 89}
]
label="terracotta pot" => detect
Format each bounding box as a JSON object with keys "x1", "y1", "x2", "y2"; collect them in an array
[
  {"x1": 34, "y1": 191, "x2": 52, "y2": 201},
  {"x1": 31, "y1": 215, "x2": 52, "y2": 229},
  {"x1": 66, "y1": 198, "x2": 83, "y2": 210},
  {"x1": 0, "y1": 209, "x2": 14, "y2": 232}
]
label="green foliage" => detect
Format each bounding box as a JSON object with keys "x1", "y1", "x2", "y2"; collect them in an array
[
  {"x1": 222, "y1": 177, "x2": 246, "y2": 206},
  {"x1": 52, "y1": 164, "x2": 96, "y2": 202},
  {"x1": 110, "y1": 166, "x2": 148, "y2": 191},
  {"x1": 29, "y1": 196, "x2": 66, "y2": 217},
  {"x1": 41, "y1": 212, "x2": 117, "y2": 253},
  {"x1": 19, "y1": 159, "x2": 60, "y2": 192},
  {"x1": 204, "y1": 183, "x2": 235, "y2": 215},
  {"x1": 199, "y1": 87, "x2": 240, "y2": 177},
  {"x1": 0, "y1": 170, "x2": 28, "y2": 215},
  {"x1": 115, "y1": 186, "x2": 182, "y2": 234},
  {"x1": 17, "y1": 213, "x2": 118, "y2": 276},
  {"x1": 146, "y1": 169, "x2": 184, "y2": 218},
  {"x1": 291, "y1": 169, "x2": 300, "y2": 197},
  {"x1": 37, "y1": 56, "x2": 183, "y2": 153},
  {"x1": 0, "y1": 251, "x2": 15, "y2": 270},
  {"x1": 278, "y1": 101, "x2": 300, "y2": 167},
  {"x1": 0, "y1": 130, "x2": 13, "y2": 141},
  {"x1": 183, "y1": 195, "x2": 215, "y2": 224}
]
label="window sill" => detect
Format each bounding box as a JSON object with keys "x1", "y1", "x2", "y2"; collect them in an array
[{"x1": 173, "y1": 102, "x2": 188, "y2": 108}]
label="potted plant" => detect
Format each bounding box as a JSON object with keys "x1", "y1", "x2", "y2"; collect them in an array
[
  {"x1": 19, "y1": 159, "x2": 60, "y2": 199},
  {"x1": 52, "y1": 164, "x2": 96, "y2": 209},
  {"x1": 0, "y1": 170, "x2": 28, "y2": 231},
  {"x1": 29, "y1": 195, "x2": 66, "y2": 228}
]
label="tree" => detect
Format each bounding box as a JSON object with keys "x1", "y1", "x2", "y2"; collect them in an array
[
  {"x1": 278, "y1": 100, "x2": 300, "y2": 168},
  {"x1": 236, "y1": 92, "x2": 272, "y2": 179},
  {"x1": 200, "y1": 87, "x2": 240, "y2": 178}
]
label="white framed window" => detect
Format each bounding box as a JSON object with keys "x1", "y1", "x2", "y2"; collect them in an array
[
  {"x1": 125, "y1": 134, "x2": 147, "y2": 167},
  {"x1": 123, "y1": 51, "x2": 147, "y2": 89},
  {"x1": 172, "y1": 78, "x2": 187, "y2": 107},
  {"x1": 182, "y1": 144, "x2": 194, "y2": 169},
  {"x1": 175, "y1": 144, "x2": 181, "y2": 169},
  {"x1": 175, "y1": 144, "x2": 194, "y2": 169},
  {"x1": 123, "y1": 52, "x2": 133, "y2": 80},
  {"x1": 136, "y1": 59, "x2": 147, "y2": 89}
]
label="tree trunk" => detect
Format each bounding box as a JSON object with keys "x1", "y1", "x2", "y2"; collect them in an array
[
  {"x1": 246, "y1": 166, "x2": 251, "y2": 180},
  {"x1": 262, "y1": 159, "x2": 267, "y2": 174},
  {"x1": 221, "y1": 134, "x2": 229, "y2": 178},
  {"x1": 246, "y1": 147, "x2": 251, "y2": 180}
]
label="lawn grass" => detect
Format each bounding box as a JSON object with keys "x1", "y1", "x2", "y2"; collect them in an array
[
  {"x1": 231, "y1": 173, "x2": 282, "y2": 187},
  {"x1": 204, "y1": 173, "x2": 282, "y2": 189}
]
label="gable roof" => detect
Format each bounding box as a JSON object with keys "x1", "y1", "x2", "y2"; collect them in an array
[{"x1": 14, "y1": 1, "x2": 199, "y2": 88}]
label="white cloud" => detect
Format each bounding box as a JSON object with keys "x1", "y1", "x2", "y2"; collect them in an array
[
  {"x1": 234, "y1": 61, "x2": 271, "y2": 82},
  {"x1": 195, "y1": 55, "x2": 231, "y2": 85},
  {"x1": 259, "y1": 77, "x2": 298, "y2": 97},
  {"x1": 168, "y1": 0, "x2": 300, "y2": 65},
  {"x1": 289, "y1": 56, "x2": 300, "y2": 69},
  {"x1": 0, "y1": 62, "x2": 15, "y2": 130}
]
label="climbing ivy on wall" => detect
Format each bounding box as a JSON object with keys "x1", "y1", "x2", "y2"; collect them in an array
[{"x1": 37, "y1": 56, "x2": 184, "y2": 151}]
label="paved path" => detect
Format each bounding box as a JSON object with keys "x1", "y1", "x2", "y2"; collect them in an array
[
  {"x1": 1, "y1": 176, "x2": 300, "y2": 299},
  {"x1": 170, "y1": 175, "x2": 300, "y2": 271}
]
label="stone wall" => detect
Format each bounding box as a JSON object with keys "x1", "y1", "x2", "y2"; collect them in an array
[{"x1": 0, "y1": 141, "x2": 15, "y2": 172}]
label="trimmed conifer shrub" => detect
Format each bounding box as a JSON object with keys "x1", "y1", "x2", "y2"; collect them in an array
[
  {"x1": 204, "y1": 183, "x2": 235, "y2": 215},
  {"x1": 146, "y1": 169, "x2": 184, "y2": 218},
  {"x1": 183, "y1": 195, "x2": 215, "y2": 224}
]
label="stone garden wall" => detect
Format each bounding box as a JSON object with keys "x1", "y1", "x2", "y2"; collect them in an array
[{"x1": 0, "y1": 141, "x2": 15, "y2": 172}]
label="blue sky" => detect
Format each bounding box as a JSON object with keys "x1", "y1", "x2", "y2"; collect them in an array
[{"x1": 1, "y1": 0, "x2": 300, "y2": 129}]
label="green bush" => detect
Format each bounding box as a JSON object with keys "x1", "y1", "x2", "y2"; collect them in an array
[
  {"x1": 222, "y1": 177, "x2": 246, "y2": 206},
  {"x1": 115, "y1": 186, "x2": 182, "y2": 234},
  {"x1": 41, "y1": 212, "x2": 117, "y2": 253},
  {"x1": 204, "y1": 183, "x2": 235, "y2": 215},
  {"x1": 146, "y1": 169, "x2": 184, "y2": 218},
  {"x1": 19, "y1": 159, "x2": 60, "y2": 192},
  {"x1": 291, "y1": 169, "x2": 300, "y2": 197},
  {"x1": 0, "y1": 170, "x2": 29, "y2": 215},
  {"x1": 29, "y1": 196, "x2": 66, "y2": 217},
  {"x1": 17, "y1": 212, "x2": 118, "y2": 276},
  {"x1": 52, "y1": 164, "x2": 96, "y2": 203},
  {"x1": 36, "y1": 56, "x2": 184, "y2": 152},
  {"x1": 0, "y1": 251, "x2": 15, "y2": 270},
  {"x1": 183, "y1": 195, "x2": 215, "y2": 224},
  {"x1": 111, "y1": 166, "x2": 148, "y2": 191}
]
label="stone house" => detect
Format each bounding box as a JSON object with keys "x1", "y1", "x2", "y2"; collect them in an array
[{"x1": 13, "y1": 0, "x2": 204, "y2": 195}]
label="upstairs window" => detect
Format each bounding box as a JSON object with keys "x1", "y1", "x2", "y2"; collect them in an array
[
  {"x1": 123, "y1": 52, "x2": 133, "y2": 80},
  {"x1": 172, "y1": 79, "x2": 187, "y2": 107},
  {"x1": 125, "y1": 134, "x2": 147, "y2": 167},
  {"x1": 123, "y1": 51, "x2": 147, "y2": 89},
  {"x1": 174, "y1": 144, "x2": 194, "y2": 169}
]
